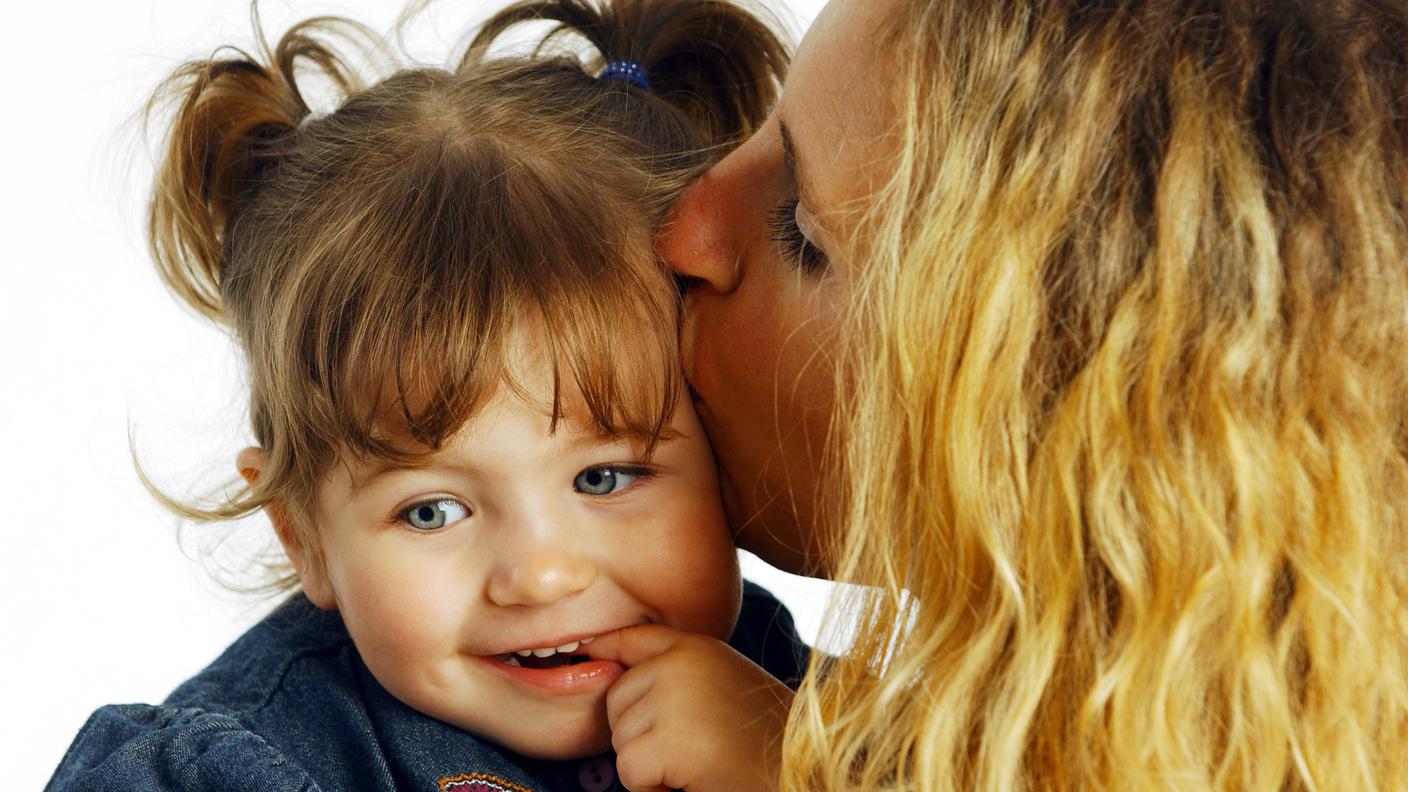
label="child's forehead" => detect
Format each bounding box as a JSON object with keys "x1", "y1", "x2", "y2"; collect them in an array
[
  {"x1": 366, "y1": 319, "x2": 649, "y2": 412},
  {"x1": 450, "y1": 381, "x2": 633, "y2": 448},
  {"x1": 343, "y1": 335, "x2": 656, "y2": 444},
  {"x1": 325, "y1": 300, "x2": 678, "y2": 485}
]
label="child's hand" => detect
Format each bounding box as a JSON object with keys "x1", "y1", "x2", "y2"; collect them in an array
[{"x1": 583, "y1": 624, "x2": 793, "y2": 792}]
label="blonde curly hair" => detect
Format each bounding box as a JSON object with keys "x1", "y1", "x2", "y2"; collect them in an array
[{"x1": 785, "y1": 1, "x2": 1408, "y2": 789}]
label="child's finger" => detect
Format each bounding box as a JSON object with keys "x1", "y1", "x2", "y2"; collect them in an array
[
  {"x1": 580, "y1": 622, "x2": 687, "y2": 668},
  {"x1": 604, "y1": 663, "x2": 656, "y2": 729},
  {"x1": 606, "y1": 689, "x2": 655, "y2": 749},
  {"x1": 614, "y1": 729, "x2": 676, "y2": 792}
]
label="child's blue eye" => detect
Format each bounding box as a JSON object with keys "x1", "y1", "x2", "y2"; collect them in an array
[
  {"x1": 573, "y1": 466, "x2": 648, "y2": 496},
  {"x1": 401, "y1": 498, "x2": 470, "y2": 531}
]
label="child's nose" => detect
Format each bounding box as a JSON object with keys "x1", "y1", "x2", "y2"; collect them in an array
[{"x1": 486, "y1": 537, "x2": 597, "y2": 608}]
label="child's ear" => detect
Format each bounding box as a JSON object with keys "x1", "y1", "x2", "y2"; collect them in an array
[{"x1": 236, "y1": 447, "x2": 337, "y2": 611}]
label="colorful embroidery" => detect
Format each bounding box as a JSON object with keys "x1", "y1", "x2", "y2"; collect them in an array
[{"x1": 438, "y1": 772, "x2": 536, "y2": 792}]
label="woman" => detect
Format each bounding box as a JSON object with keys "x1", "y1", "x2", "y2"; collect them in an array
[{"x1": 662, "y1": 0, "x2": 1408, "y2": 789}]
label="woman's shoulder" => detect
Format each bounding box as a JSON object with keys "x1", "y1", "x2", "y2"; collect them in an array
[{"x1": 730, "y1": 580, "x2": 814, "y2": 689}]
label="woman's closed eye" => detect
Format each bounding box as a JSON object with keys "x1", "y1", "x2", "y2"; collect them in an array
[
  {"x1": 768, "y1": 199, "x2": 828, "y2": 274},
  {"x1": 573, "y1": 465, "x2": 655, "y2": 496},
  {"x1": 399, "y1": 498, "x2": 470, "y2": 531}
]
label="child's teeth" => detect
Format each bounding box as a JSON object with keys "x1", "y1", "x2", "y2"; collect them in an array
[
  {"x1": 499, "y1": 654, "x2": 522, "y2": 667},
  {"x1": 510, "y1": 636, "x2": 597, "y2": 659},
  {"x1": 580, "y1": 636, "x2": 594, "y2": 644}
]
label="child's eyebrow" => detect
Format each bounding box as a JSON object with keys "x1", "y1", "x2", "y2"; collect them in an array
[
  {"x1": 345, "y1": 456, "x2": 487, "y2": 494},
  {"x1": 345, "y1": 460, "x2": 431, "y2": 494},
  {"x1": 343, "y1": 431, "x2": 668, "y2": 492}
]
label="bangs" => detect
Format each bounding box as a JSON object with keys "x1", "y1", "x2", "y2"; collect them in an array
[{"x1": 260, "y1": 134, "x2": 681, "y2": 465}]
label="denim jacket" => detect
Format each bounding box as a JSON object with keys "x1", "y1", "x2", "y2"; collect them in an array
[{"x1": 46, "y1": 581, "x2": 809, "y2": 792}]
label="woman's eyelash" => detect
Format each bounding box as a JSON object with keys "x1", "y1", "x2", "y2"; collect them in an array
[{"x1": 768, "y1": 199, "x2": 828, "y2": 274}]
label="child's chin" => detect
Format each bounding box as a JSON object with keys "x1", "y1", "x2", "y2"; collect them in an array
[{"x1": 493, "y1": 712, "x2": 613, "y2": 760}]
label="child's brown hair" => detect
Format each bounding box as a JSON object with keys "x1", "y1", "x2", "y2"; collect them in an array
[{"x1": 145, "y1": 0, "x2": 786, "y2": 588}]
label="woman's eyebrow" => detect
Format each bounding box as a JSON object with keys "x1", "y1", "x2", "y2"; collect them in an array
[{"x1": 779, "y1": 118, "x2": 819, "y2": 209}]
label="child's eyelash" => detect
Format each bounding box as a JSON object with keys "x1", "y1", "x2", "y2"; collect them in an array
[
  {"x1": 393, "y1": 497, "x2": 470, "y2": 532},
  {"x1": 597, "y1": 464, "x2": 660, "y2": 484},
  {"x1": 573, "y1": 463, "x2": 659, "y2": 497},
  {"x1": 768, "y1": 199, "x2": 828, "y2": 274}
]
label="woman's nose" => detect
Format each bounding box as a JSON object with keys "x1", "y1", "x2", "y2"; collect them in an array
[
  {"x1": 486, "y1": 531, "x2": 597, "y2": 608},
  {"x1": 657, "y1": 168, "x2": 742, "y2": 295}
]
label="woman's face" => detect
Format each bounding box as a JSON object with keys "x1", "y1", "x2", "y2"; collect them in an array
[{"x1": 658, "y1": 0, "x2": 894, "y2": 576}]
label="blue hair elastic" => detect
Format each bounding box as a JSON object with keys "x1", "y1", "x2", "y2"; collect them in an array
[{"x1": 599, "y1": 60, "x2": 652, "y2": 92}]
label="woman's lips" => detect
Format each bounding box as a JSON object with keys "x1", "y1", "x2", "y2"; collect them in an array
[{"x1": 477, "y1": 654, "x2": 625, "y2": 694}]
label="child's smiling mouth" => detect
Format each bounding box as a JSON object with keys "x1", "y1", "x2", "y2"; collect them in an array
[{"x1": 479, "y1": 631, "x2": 626, "y2": 693}]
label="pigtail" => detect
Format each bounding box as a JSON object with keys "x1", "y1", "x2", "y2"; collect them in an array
[
  {"x1": 467, "y1": 0, "x2": 787, "y2": 148},
  {"x1": 612, "y1": 0, "x2": 788, "y2": 146},
  {"x1": 146, "y1": 14, "x2": 373, "y2": 323}
]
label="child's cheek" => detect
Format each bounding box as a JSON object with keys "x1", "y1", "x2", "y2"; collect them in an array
[
  {"x1": 636, "y1": 483, "x2": 741, "y2": 641},
  {"x1": 329, "y1": 536, "x2": 463, "y2": 664}
]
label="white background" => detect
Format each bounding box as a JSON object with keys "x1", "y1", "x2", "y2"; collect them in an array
[{"x1": 0, "y1": 0, "x2": 834, "y2": 787}]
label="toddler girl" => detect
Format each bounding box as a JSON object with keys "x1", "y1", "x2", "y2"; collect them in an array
[{"x1": 47, "y1": 1, "x2": 802, "y2": 790}]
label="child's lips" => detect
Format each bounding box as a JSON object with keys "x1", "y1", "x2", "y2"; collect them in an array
[
  {"x1": 477, "y1": 625, "x2": 638, "y2": 694},
  {"x1": 477, "y1": 651, "x2": 624, "y2": 694}
]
